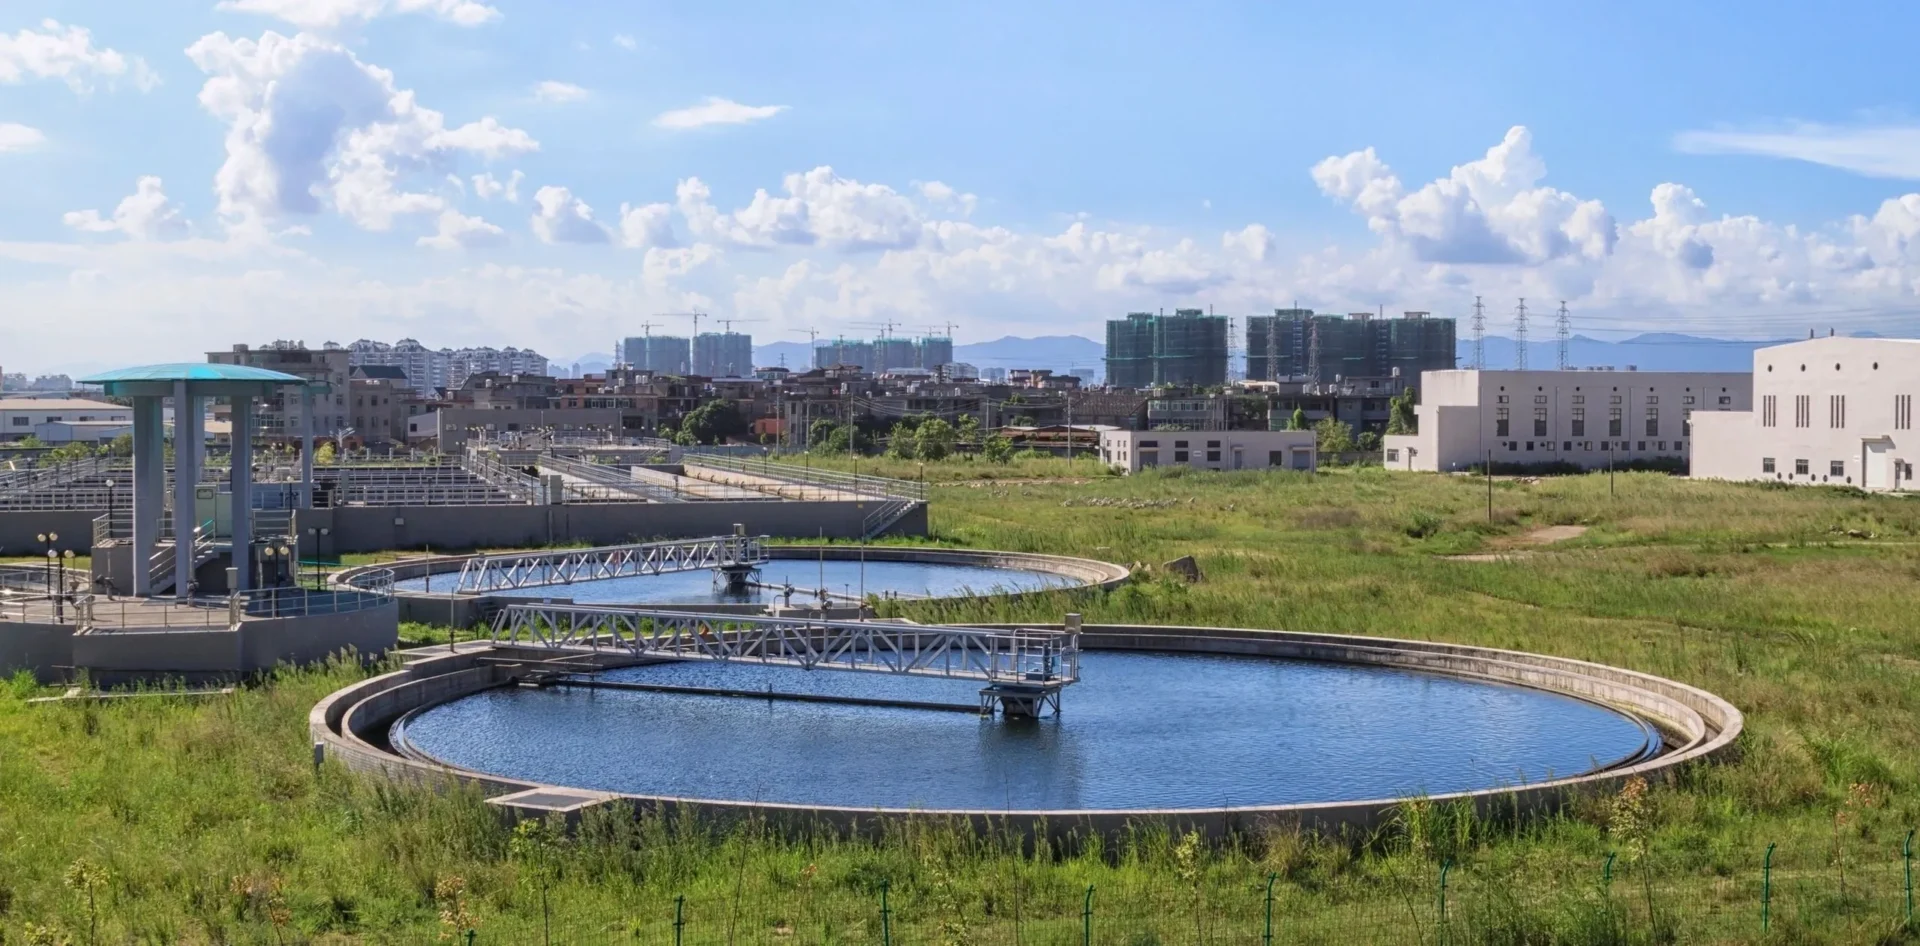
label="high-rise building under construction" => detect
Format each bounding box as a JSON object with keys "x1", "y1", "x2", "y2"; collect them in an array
[
  {"x1": 1104, "y1": 309, "x2": 1230, "y2": 388},
  {"x1": 1245, "y1": 309, "x2": 1455, "y2": 382},
  {"x1": 692, "y1": 331, "x2": 755, "y2": 376},
  {"x1": 621, "y1": 335, "x2": 691, "y2": 375}
]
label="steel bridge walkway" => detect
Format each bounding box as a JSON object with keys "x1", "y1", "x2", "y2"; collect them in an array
[
  {"x1": 453, "y1": 535, "x2": 769, "y2": 594},
  {"x1": 489, "y1": 607, "x2": 1080, "y2": 716}
]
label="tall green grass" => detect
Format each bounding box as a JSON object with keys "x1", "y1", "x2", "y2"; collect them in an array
[{"x1": 7, "y1": 461, "x2": 1920, "y2": 942}]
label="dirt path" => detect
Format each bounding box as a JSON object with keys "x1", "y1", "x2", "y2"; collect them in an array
[{"x1": 1443, "y1": 524, "x2": 1589, "y2": 562}]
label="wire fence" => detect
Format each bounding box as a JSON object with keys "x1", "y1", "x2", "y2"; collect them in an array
[{"x1": 362, "y1": 840, "x2": 1920, "y2": 945}]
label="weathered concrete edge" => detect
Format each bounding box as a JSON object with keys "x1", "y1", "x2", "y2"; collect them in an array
[{"x1": 308, "y1": 625, "x2": 1741, "y2": 836}]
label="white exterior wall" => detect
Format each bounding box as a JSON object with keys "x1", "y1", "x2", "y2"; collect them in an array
[
  {"x1": 0, "y1": 398, "x2": 131, "y2": 441},
  {"x1": 1689, "y1": 337, "x2": 1920, "y2": 491},
  {"x1": 1097, "y1": 429, "x2": 1317, "y2": 474},
  {"x1": 1384, "y1": 369, "x2": 1752, "y2": 472}
]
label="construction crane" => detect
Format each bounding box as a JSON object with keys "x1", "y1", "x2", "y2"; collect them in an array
[
  {"x1": 652, "y1": 312, "x2": 706, "y2": 336},
  {"x1": 853, "y1": 319, "x2": 903, "y2": 339},
  {"x1": 924, "y1": 322, "x2": 958, "y2": 339},
  {"x1": 716, "y1": 318, "x2": 763, "y2": 334}
]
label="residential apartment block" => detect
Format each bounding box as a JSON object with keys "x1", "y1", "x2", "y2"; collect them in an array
[
  {"x1": 1691, "y1": 336, "x2": 1917, "y2": 490},
  {"x1": 1382, "y1": 369, "x2": 1752, "y2": 472}
]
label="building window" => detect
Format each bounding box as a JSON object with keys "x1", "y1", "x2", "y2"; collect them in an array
[
  {"x1": 1762, "y1": 457, "x2": 1775, "y2": 473},
  {"x1": 1794, "y1": 394, "x2": 1811, "y2": 428},
  {"x1": 1762, "y1": 395, "x2": 1777, "y2": 427},
  {"x1": 1898, "y1": 395, "x2": 1914, "y2": 430},
  {"x1": 1267, "y1": 451, "x2": 1284, "y2": 465},
  {"x1": 8, "y1": 417, "x2": 24, "y2": 426},
  {"x1": 1207, "y1": 440, "x2": 1220, "y2": 448},
  {"x1": 1638, "y1": 441, "x2": 1647, "y2": 451},
  {"x1": 1386, "y1": 448, "x2": 1400, "y2": 462},
  {"x1": 1658, "y1": 441, "x2": 1667, "y2": 451},
  {"x1": 1645, "y1": 406, "x2": 1659, "y2": 436},
  {"x1": 1175, "y1": 440, "x2": 1189, "y2": 448},
  {"x1": 1683, "y1": 395, "x2": 1696, "y2": 405},
  {"x1": 1174, "y1": 450, "x2": 1189, "y2": 462},
  {"x1": 1608, "y1": 408, "x2": 1622, "y2": 437},
  {"x1": 1571, "y1": 408, "x2": 1585, "y2": 436},
  {"x1": 1719, "y1": 396, "x2": 1732, "y2": 406},
  {"x1": 1572, "y1": 394, "x2": 1585, "y2": 405},
  {"x1": 1564, "y1": 441, "x2": 1572, "y2": 451},
  {"x1": 1829, "y1": 394, "x2": 1846, "y2": 428},
  {"x1": 1496, "y1": 394, "x2": 1509, "y2": 404},
  {"x1": 1795, "y1": 459, "x2": 1809, "y2": 476},
  {"x1": 1534, "y1": 394, "x2": 1548, "y2": 404},
  {"x1": 1495, "y1": 407, "x2": 1510, "y2": 437},
  {"x1": 1525, "y1": 441, "x2": 1534, "y2": 451},
  {"x1": 1140, "y1": 440, "x2": 1157, "y2": 448},
  {"x1": 1831, "y1": 460, "x2": 1845, "y2": 478},
  {"x1": 1646, "y1": 395, "x2": 1659, "y2": 405},
  {"x1": 1206, "y1": 450, "x2": 1220, "y2": 462},
  {"x1": 1533, "y1": 408, "x2": 1547, "y2": 437},
  {"x1": 1610, "y1": 395, "x2": 1622, "y2": 405}
]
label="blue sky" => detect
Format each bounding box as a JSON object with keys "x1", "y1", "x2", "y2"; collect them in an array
[{"x1": 5, "y1": 0, "x2": 1920, "y2": 374}]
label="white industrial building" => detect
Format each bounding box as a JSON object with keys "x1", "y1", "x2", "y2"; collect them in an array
[
  {"x1": 1691, "y1": 336, "x2": 1918, "y2": 491},
  {"x1": 0, "y1": 398, "x2": 132, "y2": 442},
  {"x1": 1382, "y1": 369, "x2": 1752, "y2": 472},
  {"x1": 1098, "y1": 428, "x2": 1317, "y2": 474}
]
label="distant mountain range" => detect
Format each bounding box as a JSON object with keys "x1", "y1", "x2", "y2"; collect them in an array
[{"x1": 556, "y1": 330, "x2": 1857, "y2": 381}]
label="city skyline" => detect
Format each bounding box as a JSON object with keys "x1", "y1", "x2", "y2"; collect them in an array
[{"x1": 7, "y1": 2, "x2": 1920, "y2": 375}]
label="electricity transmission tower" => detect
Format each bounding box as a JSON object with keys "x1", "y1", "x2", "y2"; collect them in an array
[
  {"x1": 1555, "y1": 301, "x2": 1571, "y2": 371},
  {"x1": 1470, "y1": 296, "x2": 1485, "y2": 370},
  {"x1": 1513, "y1": 298, "x2": 1529, "y2": 371}
]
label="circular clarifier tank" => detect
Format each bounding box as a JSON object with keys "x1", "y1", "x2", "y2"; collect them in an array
[
  {"x1": 392, "y1": 650, "x2": 1660, "y2": 811},
  {"x1": 390, "y1": 555, "x2": 1073, "y2": 606}
]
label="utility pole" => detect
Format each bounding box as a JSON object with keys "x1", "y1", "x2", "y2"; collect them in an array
[
  {"x1": 1555, "y1": 301, "x2": 1571, "y2": 371},
  {"x1": 1470, "y1": 296, "x2": 1486, "y2": 370},
  {"x1": 1513, "y1": 298, "x2": 1529, "y2": 371}
]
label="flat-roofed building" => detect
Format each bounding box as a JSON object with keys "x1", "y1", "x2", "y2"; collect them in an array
[
  {"x1": 0, "y1": 397, "x2": 132, "y2": 441},
  {"x1": 1691, "y1": 336, "x2": 1920, "y2": 491},
  {"x1": 1098, "y1": 428, "x2": 1317, "y2": 474},
  {"x1": 1382, "y1": 368, "x2": 1752, "y2": 472}
]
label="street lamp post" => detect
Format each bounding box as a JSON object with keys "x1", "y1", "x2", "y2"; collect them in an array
[
  {"x1": 36, "y1": 532, "x2": 57, "y2": 599},
  {"x1": 105, "y1": 479, "x2": 117, "y2": 540}
]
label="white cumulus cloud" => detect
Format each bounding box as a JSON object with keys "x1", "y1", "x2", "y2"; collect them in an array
[
  {"x1": 0, "y1": 123, "x2": 45, "y2": 152},
  {"x1": 652, "y1": 97, "x2": 787, "y2": 130},
  {"x1": 612, "y1": 34, "x2": 637, "y2": 50},
  {"x1": 530, "y1": 185, "x2": 610, "y2": 244},
  {"x1": 214, "y1": 0, "x2": 501, "y2": 31},
  {"x1": 472, "y1": 169, "x2": 523, "y2": 202},
  {"x1": 618, "y1": 201, "x2": 676, "y2": 249},
  {"x1": 532, "y1": 80, "x2": 588, "y2": 104},
  {"x1": 418, "y1": 209, "x2": 506, "y2": 249},
  {"x1": 186, "y1": 30, "x2": 538, "y2": 233},
  {"x1": 0, "y1": 20, "x2": 156, "y2": 93},
  {"x1": 677, "y1": 166, "x2": 923, "y2": 251},
  {"x1": 1314, "y1": 126, "x2": 1616, "y2": 266},
  {"x1": 62, "y1": 176, "x2": 189, "y2": 240}
]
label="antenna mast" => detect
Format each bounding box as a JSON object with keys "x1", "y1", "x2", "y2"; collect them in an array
[
  {"x1": 1513, "y1": 298, "x2": 1529, "y2": 371},
  {"x1": 1555, "y1": 301, "x2": 1570, "y2": 371}
]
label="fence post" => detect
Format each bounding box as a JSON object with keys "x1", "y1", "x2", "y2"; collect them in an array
[
  {"x1": 1082, "y1": 884, "x2": 1094, "y2": 946},
  {"x1": 880, "y1": 879, "x2": 892, "y2": 946},
  {"x1": 1603, "y1": 851, "x2": 1616, "y2": 888},
  {"x1": 1263, "y1": 873, "x2": 1277, "y2": 946},
  {"x1": 1906, "y1": 829, "x2": 1915, "y2": 929},
  {"x1": 1762, "y1": 842, "x2": 1775, "y2": 933},
  {"x1": 673, "y1": 895, "x2": 684, "y2": 946},
  {"x1": 1438, "y1": 859, "x2": 1453, "y2": 946}
]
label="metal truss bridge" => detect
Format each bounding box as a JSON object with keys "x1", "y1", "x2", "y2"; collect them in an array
[
  {"x1": 489, "y1": 606, "x2": 1081, "y2": 716},
  {"x1": 453, "y1": 535, "x2": 769, "y2": 594}
]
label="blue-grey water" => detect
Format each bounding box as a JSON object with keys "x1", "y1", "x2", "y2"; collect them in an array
[
  {"x1": 398, "y1": 652, "x2": 1652, "y2": 810},
  {"x1": 394, "y1": 559, "x2": 1065, "y2": 604}
]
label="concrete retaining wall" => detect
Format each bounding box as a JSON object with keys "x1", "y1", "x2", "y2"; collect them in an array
[
  {"x1": 0, "y1": 621, "x2": 74, "y2": 683},
  {"x1": 310, "y1": 625, "x2": 1742, "y2": 842}
]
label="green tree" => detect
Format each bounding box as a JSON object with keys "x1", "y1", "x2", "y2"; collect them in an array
[
  {"x1": 313, "y1": 441, "x2": 337, "y2": 465},
  {"x1": 886, "y1": 421, "x2": 917, "y2": 459},
  {"x1": 1386, "y1": 387, "x2": 1418, "y2": 435},
  {"x1": 956, "y1": 414, "x2": 980, "y2": 444},
  {"x1": 1287, "y1": 407, "x2": 1308, "y2": 431},
  {"x1": 807, "y1": 418, "x2": 838, "y2": 449},
  {"x1": 981, "y1": 434, "x2": 1014, "y2": 464},
  {"x1": 45, "y1": 442, "x2": 95, "y2": 463},
  {"x1": 13, "y1": 435, "x2": 47, "y2": 449},
  {"x1": 1313, "y1": 416, "x2": 1355, "y2": 455},
  {"x1": 103, "y1": 432, "x2": 134, "y2": 457},
  {"x1": 1009, "y1": 414, "x2": 1036, "y2": 428},
  {"x1": 509, "y1": 818, "x2": 567, "y2": 946},
  {"x1": 914, "y1": 418, "x2": 956, "y2": 461},
  {"x1": 1355, "y1": 430, "x2": 1382, "y2": 454},
  {"x1": 678, "y1": 401, "x2": 750, "y2": 445}
]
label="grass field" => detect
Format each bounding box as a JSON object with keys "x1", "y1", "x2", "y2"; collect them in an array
[{"x1": 6, "y1": 460, "x2": 1920, "y2": 943}]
